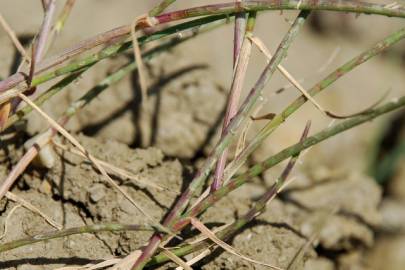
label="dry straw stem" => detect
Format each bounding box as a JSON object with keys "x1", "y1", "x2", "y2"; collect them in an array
[
  {"x1": 0, "y1": 223, "x2": 159, "y2": 253},
  {"x1": 1, "y1": 0, "x2": 405, "y2": 94},
  {"x1": 52, "y1": 141, "x2": 174, "y2": 193},
  {"x1": 5, "y1": 191, "x2": 62, "y2": 230},
  {"x1": 212, "y1": 12, "x2": 256, "y2": 191},
  {"x1": 147, "y1": 96, "x2": 405, "y2": 267},
  {"x1": 131, "y1": 11, "x2": 310, "y2": 270},
  {"x1": 0, "y1": 204, "x2": 21, "y2": 240},
  {"x1": 188, "y1": 217, "x2": 283, "y2": 269},
  {"x1": 161, "y1": 248, "x2": 193, "y2": 270},
  {"x1": 33, "y1": 0, "x2": 56, "y2": 64},
  {"x1": 222, "y1": 26, "x2": 405, "y2": 184},
  {"x1": 130, "y1": 0, "x2": 177, "y2": 147},
  {"x1": 249, "y1": 34, "x2": 388, "y2": 119},
  {"x1": 0, "y1": 13, "x2": 30, "y2": 62}
]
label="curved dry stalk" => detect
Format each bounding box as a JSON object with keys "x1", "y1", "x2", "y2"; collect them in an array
[
  {"x1": 131, "y1": 15, "x2": 154, "y2": 106},
  {"x1": 161, "y1": 248, "x2": 193, "y2": 270},
  {"x1": 0, "y1": 13, "x2": 30, "y2": 62},
  {"x1": 187, "y1": 217, "x2": 283, "y2": 269},
  {"x1": 0, "y1": 223, "x2": 157, "y2": 253},
  {"x1": 130, "y1": 0, "x2": 177, "y2": 147},
  {"x1": 5, "y1": 191, "x2": 62, "y2": 230},
  {"x1": 0, "y1": 204, "x2": 21, "y2": 240}
]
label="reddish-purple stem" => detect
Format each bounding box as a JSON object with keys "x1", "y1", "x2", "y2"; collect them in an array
[{"x1": 211, "y1": 3, "x2": 247, "y2": 191}]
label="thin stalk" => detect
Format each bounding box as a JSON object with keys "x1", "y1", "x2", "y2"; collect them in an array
[
  {"x1": 131, "y1": 11, "x2": 310, "y2": 270},
  {"x1": 233, "y1": 1, "x2": 247, "y2": 64},
  {"x1": 41, "y1": 0, "x2": 50, "y2": 12},
  {"x1": 1, "y1": 0, "x2": 405, "y2": 93},
  {"x1": 222, "y1": 26, "x2": 405, "y2": 184},
  {"x1": 53, "y1": 0, "x2": 76, "y2": 35},
  {"x1": 147, "y1": 96, "x2": 405, "y2": 267},
  {"x1": 155, "y1": 0, "x2": 405, "y2": 24},
  {"x1": 0, "y1": 13, "x2": 29, "y2": 61},
  {"x1": 0, "y1": 223, "x2": 158, "y2": 253},
  {"x1": 212, "y1": 11, "x2": 256, "y2": 191},
  {"x1": 34, "y1": 0, "x2": 56, "y2": 63}
]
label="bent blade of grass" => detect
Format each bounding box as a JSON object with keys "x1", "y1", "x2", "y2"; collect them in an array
[{"x1": 250, "y1": 34, "x2": 390, "y2": 119}]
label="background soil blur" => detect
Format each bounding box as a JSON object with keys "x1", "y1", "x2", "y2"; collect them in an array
[{"x1": 0, "y1": 1, "x2": 404, "y2": 269}]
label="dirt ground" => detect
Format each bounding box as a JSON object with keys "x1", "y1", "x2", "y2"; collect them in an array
[{"x1": 0, "y1": 1, "x2": 404, "y2": 270}]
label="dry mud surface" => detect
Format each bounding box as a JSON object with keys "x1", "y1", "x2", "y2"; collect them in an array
[{"x1": 0, "y1": 1, "x2": 404, "y2": 269}]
